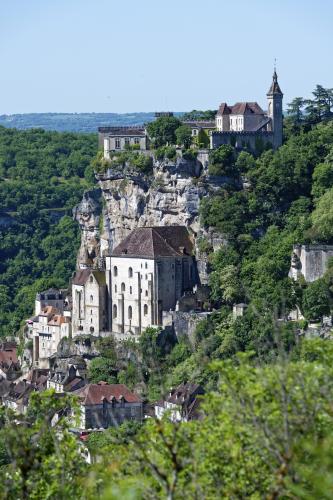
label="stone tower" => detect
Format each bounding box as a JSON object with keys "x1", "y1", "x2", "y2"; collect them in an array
[{"x1": 267, "y1": 69, "x2": 283, "y2": 149}]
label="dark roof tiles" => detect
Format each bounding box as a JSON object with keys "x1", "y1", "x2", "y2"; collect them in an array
[{"x1": 112, "y1": 226, "x2": 193, "y2": 258}]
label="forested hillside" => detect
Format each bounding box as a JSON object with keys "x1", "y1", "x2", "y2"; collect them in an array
[
  {"x1": 0, "y1": 127, "x2": 97, "y2": 336},
  {"x1": 2, "y1": 87, "x2": 333, "y2": 497}
]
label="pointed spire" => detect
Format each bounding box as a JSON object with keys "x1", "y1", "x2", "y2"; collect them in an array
[{"x1": 267, "y1": 63, "x2": 283, "y2": 96}]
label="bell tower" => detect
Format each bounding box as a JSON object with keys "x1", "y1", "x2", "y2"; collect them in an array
[{"x1": 267, "y1": 67, "x2": 283, "y2": 148}]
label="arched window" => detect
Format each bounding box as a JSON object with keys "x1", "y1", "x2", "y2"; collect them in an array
[
  {"x1": 121, "y1": 283, "x2": 125, "y2": 292},
  {"x1": 130, "y1": 286, "x2": 132, "y2": 295},
  {"x1": 113, "y1": 304, "x2": 117, "y2": 318},
  {"x1": 90, "y1": 295, "x2": 93, "y2": 302},
  {"x1": 114, "y1": 284, "x2": 117, "y2": 293},
  {"x1": 145, "y1": 262, "x2": 148, "y2": 269},
  {"x1": 128, "y1": 306, "x2": 132, "y2": 320},
  {"x1": 89, "y1": 275, "x2": 93, "y2": 283},
  {"x1": 145, "y1": 290, "x2": 148, "y2": 297},
  {"x1": 113, "y1": 266, "x2": 118, "y2": 277},
  {"x1": 128, "y1": 267, "x2": 133, "y2": 278},
  {"x1": 144, "y1": 304, "x2": 148, "y2": 316}
]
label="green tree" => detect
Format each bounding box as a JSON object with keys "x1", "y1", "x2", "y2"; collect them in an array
[
  {"x1": 175, "y1": 125, "x2": 192, "y2": 148},
  {"x1": 310, "y1": 187, "x2": 333, "y2": 241},
  {"x1": 88, "y1": 357, "x2": 117, "y2": 384},
  {"x1": 302, "y1": 278, "x2": 331, "y2": 320},
  {"x1": 146, "y1": 116, "x2": 182, "y2": 147},
  {"x1": 208, "y1": 145, "x2": 235, "y2": 176}
]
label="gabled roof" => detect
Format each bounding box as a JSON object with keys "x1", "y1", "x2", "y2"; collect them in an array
[
  {"x1": 74, "y1": 382, "x2": 141, "y2": 405},
  {"x1": 231, "y1": 102, "x2": 265, "y2": 115},
  {"x1": 72, "y1": 269, "x2": 106, "y2": 286},
  {"x1": 217, "y1": 103, "x2": 232, "y2": 115},
  {"x1": 111, "y1": 226, "x2": 193, "y2": 258},
  {"x1": 162, "y1": 382, "x2": 204, "y2": 406}
]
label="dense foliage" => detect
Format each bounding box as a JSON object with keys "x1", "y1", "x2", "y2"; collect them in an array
[{"x1": 0, "y1": 126, "x2": 97, "y2": 336}]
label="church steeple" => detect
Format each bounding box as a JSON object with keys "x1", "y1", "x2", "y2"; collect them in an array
[
  {"x1": 267, "y1": 68, "x2": 283, "y2": 96},
  {"x1": 266, "y1": 66, "x2": 283, "y2": 148}
]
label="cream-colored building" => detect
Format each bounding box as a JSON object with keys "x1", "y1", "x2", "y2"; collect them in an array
[
  {"x1": 105, "y1": 226, "x2": 197, "y2": 340},
  {"x1": 72, "y1": 269, "x2": 108, "y2": 336},
  {"x1": 32, "y1": 306, "x2": 71, "y2": 368}
]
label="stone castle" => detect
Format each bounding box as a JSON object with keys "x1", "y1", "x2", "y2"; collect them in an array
[{"x1": 98, "y1": 70, "x2": 283, "y2": 156}]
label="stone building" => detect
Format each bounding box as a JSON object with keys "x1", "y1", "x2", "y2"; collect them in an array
[
  {"x1": 47, "y1": 365, "x2": 86, "y2": 393},
  {"x1": 72, "y1": 269, "x2": 108, "y2": 336},
  {"x1": 32, "y1": 306, "x2": 71, "y2": 368},
  {"x1": 98, "y1": 126, "x2": 148, "y2": 158},
  {"x1": 35, "y1": 288, "x2": 67, "y2": 315},
  {"x1": 211, "y1": 70, "x2": 283, "y2": 151},
  {"x1": 155, "y1": 382, "x2": 204, "y2": 422},
  {"x1": 289, "y1": 244, "x2": 333, "y2": 282},
  {"x1": 182, "y1": 120, "x2": 215, "y2": 140},
  {"x1": 105, "y1": 226, "x2": 197, "y2": 339},
  {"x1": 74, "y1": 382, "x2": 142, "y2": 429}
]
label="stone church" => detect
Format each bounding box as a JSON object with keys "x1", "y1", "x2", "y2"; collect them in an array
[
  {"x1": 71, "y1": 225, "x2": 198, "y2": 340},
  {"x1": 106, "y1": 226, "x2": 197, "y2": 339}
]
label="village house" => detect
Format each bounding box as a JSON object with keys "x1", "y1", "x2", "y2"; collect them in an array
[
  {"x1": 47, "y1": 364, "x2": 86, "y2": 393},
  {"x1": 182, "y1": 120, "x2": 215, "y2": 141},
  {"x1": 74, "y1": 382, "x2": 143, "y2": 429},
  {"x1": 0, "y1": 342, "x2": 21, "y2": 381},
  {"x1": 155, "y1": 382, "x2": 204, "y2": 422},
  {"x1": 105, "y1": 226, "x2": 198, "y2": 339},
  {"x1": 32, "y1": 306, "x2": 71, "y2": 368},
  {"x1": 3, "y1": 380, "x2": 36, "y2": 414},
  {"x1": 72, "y1": 269, "x2": 108, "y2": 337}
]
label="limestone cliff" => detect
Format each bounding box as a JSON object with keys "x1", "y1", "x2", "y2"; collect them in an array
[
  {"x1": 98, "y1": 156, "x2": 217, "y2": 282},
  {"x1": 75, "y1": 153, "x2": 227, "y2": 283}
]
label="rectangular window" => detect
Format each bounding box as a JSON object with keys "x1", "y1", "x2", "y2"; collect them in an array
[
  {"x1": 134, "y1": 137, "x2": 140, "y2": 145},
  {"x1": 115, "y1": 138, "x2": 121, "y2": 149},
  {"x1": 125, "y1": 137, "x2": 130, "y2": 146}
]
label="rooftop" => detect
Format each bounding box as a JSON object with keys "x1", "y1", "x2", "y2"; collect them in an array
[
  {"x1": 98, "y1": 126, "x2": 146, "y2": 136},
  {"x1": 111, "y1": 226, "x2": 194, "y2": 258},
  {"x1": 72, "y1": 269, "x2": 106, "y2": 286},
  {"x1": 74, "y1": 382, "x2": 141, "y2": 405},
  {"x1": 217, "y1": 102, "x2": 265, "y2": 116}
]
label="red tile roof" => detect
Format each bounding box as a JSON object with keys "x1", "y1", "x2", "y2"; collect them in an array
[
  {"x1": 74, "y1": 383, "x2": 141, "y2": 405},
  {"x1": 0, "y1": 347, "x2": 18, "y2": 364}
]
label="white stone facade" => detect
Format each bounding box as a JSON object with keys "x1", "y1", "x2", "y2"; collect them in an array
[
  {"x1": 32, "y1": 307, "x2": 71, "y2": 368},
  {"x1": 72, "y1": 270, "x2": 108, "y2": 337}
]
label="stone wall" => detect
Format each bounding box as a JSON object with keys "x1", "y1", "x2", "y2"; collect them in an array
[
  {"x1": 289, "y1": 244, "x2": 333, "y2": 282},
  {"x1": 82, "y1": 401, "x2": 142, "y2": 429},
  {"x1": 211, "y1": 130, "x2": 274, "y2": 152}
]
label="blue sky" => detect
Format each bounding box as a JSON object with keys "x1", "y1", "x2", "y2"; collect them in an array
[{"x1": 0, "y1": 0, "x2": 332, "y2": 113}]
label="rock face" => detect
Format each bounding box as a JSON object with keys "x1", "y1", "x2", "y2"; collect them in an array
[
  {"x1": 97, "y1": 157, "x2": 214, "y2": 283},
  {"x1": 75, "y1": 155, "x2": 230, "y2": 284},
  {"x1": 289, "y1": 244, "x2": 333, "y2": 282},
  {"x1": 73, "y1": 190, "x2": 102, "y2": 269}
]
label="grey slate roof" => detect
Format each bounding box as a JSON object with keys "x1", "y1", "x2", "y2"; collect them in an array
[
  {"x1": 111, "y1": 226, "x2": 193, "y2": 258},
  {"x1": 267, "y1": 71, "x2": 283, "y2": 95},
  {"x1": 72, "y1": 269, "x2": 106, "y2": 286}
]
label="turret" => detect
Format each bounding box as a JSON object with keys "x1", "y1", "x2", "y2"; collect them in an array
[{"x1": 267, "y1": 69, "x2": 283, "y2": 149}]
